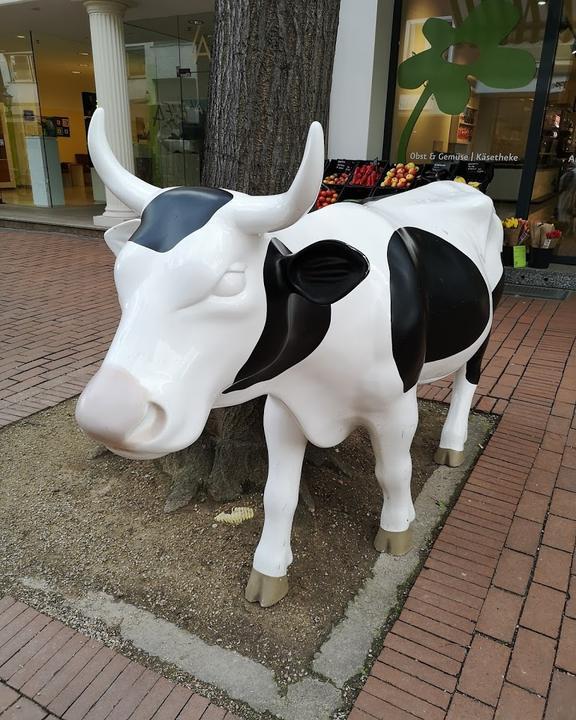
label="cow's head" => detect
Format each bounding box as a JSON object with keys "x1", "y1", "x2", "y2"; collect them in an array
[{"x1": 76, "y1": 109, "x2": 368, "y2": 459}]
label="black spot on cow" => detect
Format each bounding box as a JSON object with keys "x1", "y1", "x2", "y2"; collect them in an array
[
  {"x1": 224, "y1": 238, "x2": 369, "y2": 393},
  {"x1": 130, "y1": 187, "x2": 233, "y2": 253},
  {"x1": 388, "y1": 227, "x2": 497, "y2": 393}
]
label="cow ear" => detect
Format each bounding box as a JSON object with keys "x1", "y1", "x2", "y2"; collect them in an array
[
  {"x1": 284, "y1": 239, "x2": 369, "y2": 304},
  {"x1": 103, "y1": 218, "x2": 141, "y2": 256}
]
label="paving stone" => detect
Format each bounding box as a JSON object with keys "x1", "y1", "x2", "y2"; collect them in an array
[
  {"x1": 493, "y1": 548, "x2": 534, "y2": 595},
  {"x1": 507, "y1": 628, "x2": 556, "y2": 695},
  {"x1": 526, "y1": 467, "x2": 558, "y2": 496},
  {"x1": 506, "y1": 517, "x2": 542, "y2": 555},
  {"x1": 566, "y1": 576, "x2": 576, "y2": 619},
  {"x1": 371, "y1": 661, "x2": 451, "y2": 709},
  {"x1": 457, "y1": 635, "x2": 510, "y2": 706},
  {"x1": 550, "y1": 488, "x2": 576, "y2": 521},
  {"x1": 383, "y1": 633, "x2": 461, "y2": 676},
  {"x1": 520, "y1": 582, "x2": 566, "y2": 638},
  {"x1": 555, "y1": 617, "x2": 576, "y2": 674},
  {"x1": 446, "y1": 692, "x2": 493, "y2": 719},
  {"x1": 192, "y1": 704, "x2": 226, "y2": 720},
  {"x1": 0, "y1": 682, "x2": 18, "y2": 712},
  {"x1": 556, "y1": 466, "x2": 576, "y2": 492},
  {"x1": 516, "y1": 491, "x2": 550, "y2": 523},
  {"x1": 363, "y1": 676, "x2": 445, "y2": 720},
  {"x1": 178, "y1": 693, "x2": 211, "y2": 720},
  {"x1": 495, "y1": 683, "x2": 545, "y2": 720},
  {"x1": 356, "y1": 689, "x2": 418, "y2": 719},
  {"x1": 377, "y1": 647, "x2": 457, "y2": 693},
  {"x1": 533, "y1": 546, "x2": 572, "y2": 591},
  {"x1": 477, "y1": 587, "x2": 523, "y2": 643},
  {"x1": 0, "y1": 695, "x2": 47, "y2": 719},
  {"x1": 545, "y1": 670, "x2": 576, "y2": 720},
  {"x1": 542, "y1": 515, "x2": 576, "y2": 553}
]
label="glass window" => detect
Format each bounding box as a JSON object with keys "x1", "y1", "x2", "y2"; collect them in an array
[
  {"x1": 529, "y1": 12, "x2": 576, "y2": 262},
  {"x1": 32, "y1": 31, "x2": 98, "y2": 208},
  {"x1": 390, "y1": 0, "x2": 547, "y2": 218},
  {"x1": 0, "y1": 32, "x2": 46, "y2": 206},
  {"x1": 124, "y1": 12, "x2": 213, "y2": 189}
]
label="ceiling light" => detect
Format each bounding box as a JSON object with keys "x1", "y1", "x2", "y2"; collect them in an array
[
  {"x1": 72, "y1": 70, "x2": 80, "y2": 74},
  {"x1": 17, "y1": 35, "x2": 26, "y2": 39},
  {"x1": 79, "y1": 51, "x2": 89, "y2": 56},
  {"x1": 538, "y1": 1, "x2": 546, "y2": 5},
  {"x1": 190, "y1": 19, "x2": 204, "y2": 25}
]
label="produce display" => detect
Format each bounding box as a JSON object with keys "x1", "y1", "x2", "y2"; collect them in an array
[
  {"x1": 312, "y1": 159, "x2": 494, "y2": 212},
  {"x1": 315, "y1": 187, "x2": 339, "y2": 209},
  {"x1": 323, "y1": 171, "x2": 349, "y2": 185},
  {"x1": 350, "y1": 163, "x2": 380, "y2": 187},
  {"x1": 380, "y1": 162, "x2": 420, "y2": 190}
]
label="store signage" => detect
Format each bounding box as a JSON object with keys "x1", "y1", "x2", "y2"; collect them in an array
[{"x1": 410, "y1": 151, "x2": 519, "y2": 163}]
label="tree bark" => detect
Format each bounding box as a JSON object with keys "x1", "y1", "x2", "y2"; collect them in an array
[{"x1": 160, "y1": 0, "x2": 341, "y2": 510}]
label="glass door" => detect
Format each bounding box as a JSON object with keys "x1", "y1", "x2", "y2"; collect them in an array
[
  {"x1": 124, "y1": 11, "x2": 213, "y2": 189},
  {"x1": 529, "y1": 10, "x2": 576, "y2": 263},
  {"x1": 0, "y1": 31, "x2": 46, "y2": 206}
]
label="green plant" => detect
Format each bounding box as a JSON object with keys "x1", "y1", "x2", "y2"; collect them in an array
[{"x1": 396, "y1": 0, "x2": 536, "y2": 162}]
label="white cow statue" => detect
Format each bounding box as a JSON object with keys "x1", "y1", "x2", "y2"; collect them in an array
[{"x1": 77, "y1": 108, "x2": 504, "y2": 607}]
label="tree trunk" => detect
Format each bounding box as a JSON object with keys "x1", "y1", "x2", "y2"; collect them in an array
[{"x1": 160, "y1": 0, "x2": 341, "y2": 511}]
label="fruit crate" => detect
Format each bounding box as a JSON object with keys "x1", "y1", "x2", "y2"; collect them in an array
[
  {"x1": 313, "y1": 183, "x2": 343, "y2": 211},
  {"x1": 322, "y1": 159, "x2": 357, "y2": 188},
  {"x1": 371, "y1": 161, "x2": 423, "y2": 197}
]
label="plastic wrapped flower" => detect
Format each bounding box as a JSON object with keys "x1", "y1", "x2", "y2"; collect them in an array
[{"x1": 396, "y1": 0, "x2": 536, "y2": 162}]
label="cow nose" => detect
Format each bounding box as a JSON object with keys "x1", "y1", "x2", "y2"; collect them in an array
[{"x1": 76, "y1": 365, "x2": 149, "y2": 445}]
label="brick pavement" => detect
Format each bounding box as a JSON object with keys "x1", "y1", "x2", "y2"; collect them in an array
[
  {"x1": 1, "y1": 228, "x2": 575, "y2": 719},
  {"x1": 351, "y1": 294, "x2": 576, "y2": 719},
  {"x1": 0, "y1": 230, "x2": 117, "y2": 427},
  {"x1": 0, "y1": 598, "x2": 237, "y2": 720}
]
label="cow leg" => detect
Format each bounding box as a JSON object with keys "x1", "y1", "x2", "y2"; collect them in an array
[
  {"x1": 435, "y1": 364, "x2": 477, "y2": 468},
  {"x1": 369, "y1": 390, "x2": 418, "y2": 556},
  {"x1": 245, "y1": 395, "x2": 307, "y2": 608}
]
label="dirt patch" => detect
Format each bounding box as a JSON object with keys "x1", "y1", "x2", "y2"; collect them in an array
[{"x1": 0, "y1": 398, "x2": 482, "y2": 683}]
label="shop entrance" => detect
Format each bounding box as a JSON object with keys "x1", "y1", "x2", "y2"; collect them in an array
[
  {"x1": 0, "y1": 30, "x2": 100, "y2": 212},
  {"x1": 386, "y1": 0, "x2": 576, "y2": 269}
]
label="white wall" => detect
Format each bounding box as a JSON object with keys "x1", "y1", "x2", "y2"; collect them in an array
[{"x1": 328, "y1": 0, "x2": 394, "y2": 160}]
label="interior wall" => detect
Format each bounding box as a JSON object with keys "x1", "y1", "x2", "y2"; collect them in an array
[
  {"x1": 26, "y1": 31, "x2": 96, "y2": 167},
  {"x1": 34, "y1": 58, "x2": 95, "y2": 164}
]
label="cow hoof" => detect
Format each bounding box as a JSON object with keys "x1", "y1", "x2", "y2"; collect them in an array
[
  {"x1": 435, "y1": 447, "x2": 465, "y2": 467},
  {"x1": 374, "y1": 525, "x2": 413, "y2": 555},
  {"x1": 245, "y1": 569, "x2": 289, "y2": 608}
]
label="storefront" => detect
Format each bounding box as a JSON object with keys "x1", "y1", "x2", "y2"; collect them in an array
[
  {"x1": 0, "y1": 0, "x2": 213, "y2": 226},
  {"x1": 385, "y1": 0, "x2": 576, "y2": 265},
  {"x1": 1, "y1": 0, "x2": 576, "y2": 270}
]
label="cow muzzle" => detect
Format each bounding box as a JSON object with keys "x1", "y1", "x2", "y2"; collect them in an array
[{"x1": 76, "y1": 365, "x2": 166, "y2": 453}]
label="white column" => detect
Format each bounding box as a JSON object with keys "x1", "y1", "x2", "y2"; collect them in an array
[
  {"x1": 84, "y1": 0, "x2": 136, "y2": 227},
  {"x1": 328, "y1": 0, "x2": 394, "y2": 160}
]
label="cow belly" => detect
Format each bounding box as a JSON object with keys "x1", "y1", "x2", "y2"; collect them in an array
[{"x1": 388, "y1": 227, "x2": 491, "y2": 393}]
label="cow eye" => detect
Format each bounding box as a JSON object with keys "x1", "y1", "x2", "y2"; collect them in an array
[{"x1": 213, "y1": 270, "x2": 246, "y2": 297}]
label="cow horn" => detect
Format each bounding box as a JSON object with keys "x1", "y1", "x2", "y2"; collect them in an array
[
  {"x1": 88, "y1": 107, "x2": 161, "y2": 214},
  {"x1": 231, "y1": 122, "x2": 324, "y2": 234}
]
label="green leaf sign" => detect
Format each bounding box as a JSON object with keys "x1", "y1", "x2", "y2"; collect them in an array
[{"x1": 396, "y1": 0, "x2": 537, "y2": 162}]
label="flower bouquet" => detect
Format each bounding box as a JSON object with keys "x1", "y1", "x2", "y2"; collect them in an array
[
  {"x1": 502, "y1": 217, "x2": 529, "y2": 246},
  {"x1": 502, "y1": 218, "x2": 529, "y2": 267},
  {"x1": 529, "y1": 223, "x2": 561, "y2": 269}
]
